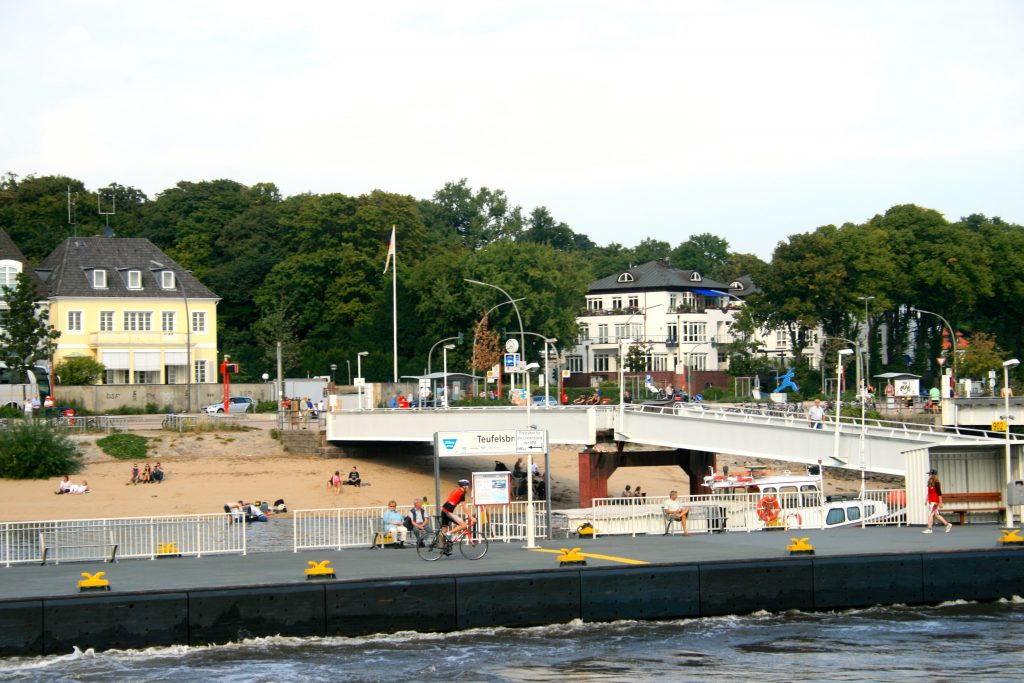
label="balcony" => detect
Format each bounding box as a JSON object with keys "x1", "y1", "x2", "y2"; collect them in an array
[{"x1": 89, "y1": 331, "x2": 191, "y2": 347}]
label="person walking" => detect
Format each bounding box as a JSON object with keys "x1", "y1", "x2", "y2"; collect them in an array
[
  {"x1": 807, "y1": 398, "x2": 825, "y2": 429},
  {"x1": 922, "y1": 468, "x2": 952, "y2": 534}
]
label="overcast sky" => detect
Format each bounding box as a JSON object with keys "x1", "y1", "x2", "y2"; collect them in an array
[{"x1": 2, "y1": 1, "x2": 1022, "y2": 258}]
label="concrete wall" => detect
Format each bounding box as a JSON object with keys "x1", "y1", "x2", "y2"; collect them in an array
[
  {"x1": 3, "y1": 549, "x2": 1022, "y2": 656},
  {"x1": 53, "y1": 383, "x2": 278, "y2": 413}
]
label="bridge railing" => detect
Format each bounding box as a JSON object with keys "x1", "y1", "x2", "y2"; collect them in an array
[
  {"x1": 1, "y1": 513, "x2": 246, "y2": 566},
  {"x1": 573, "y1": 489, "x2": 907, "y2": 536},
  {"x1": 292, "y1": 502, "x2": 548, "y2": 551}
]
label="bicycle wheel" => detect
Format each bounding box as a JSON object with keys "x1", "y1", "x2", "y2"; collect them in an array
[
  {"x1": 459, "y1": 533, "x2": 489, "y2": 560},
  {"x1": 417, "y1": 532, "x2": 445, "y2": 561}
]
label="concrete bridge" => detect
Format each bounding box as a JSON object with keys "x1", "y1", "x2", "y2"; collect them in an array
[
  {"x1": 325, "y1": 404, "x2": 1018, "y2": 503},
  {"x1": 943, "y1": 397, "x2": 1024, "y2": 428}
]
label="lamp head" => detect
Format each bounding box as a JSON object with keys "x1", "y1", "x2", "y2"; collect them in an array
[
  {"x1": 1004, "y1": 358, "x2": 1021, "y2": 369},
  {"x1": 357, "y1": 351, "x2": 369, "y2": 357},
  {"x1": 838, "y1": 349, "x2": 854, "y2": 357},
  {"x1": 443, "y1": 344, "x2": 456, "y2": 351}
]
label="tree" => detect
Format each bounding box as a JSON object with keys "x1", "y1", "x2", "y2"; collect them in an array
[
  {"x1": 957, "y1": 332, "x2": 1007, "y2": 386},
  {"x1": 0, "y1": 272, "x2": 60, "y2": 379},
  {"x1": 427, "y1": 179, "x2": 523, "y2": 249},
  {"x1": 252, "y1": 301, "x2": 303, "y2": 375},
  {"x1": 55, "y1": 357, "x2": 105, "y2": 385},
  {"x1": 471, "y1": 313, "x2": 502, "y2": 373},
  {"x1": 671, "y1": 233, "x2": 730, "y2": 275}
]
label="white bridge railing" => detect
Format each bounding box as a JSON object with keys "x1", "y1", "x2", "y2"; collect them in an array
[
  {"x1": 292, "y1": 502, "x2": 549, "y2": 551},
  {"x1": 1, "y1": 514, "x2": 246, "y2": 566},
  {"x1": 552, "y1": 489, "x2": 907, "y2": 537}
]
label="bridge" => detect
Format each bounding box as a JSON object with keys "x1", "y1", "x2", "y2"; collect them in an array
[
  {"x1": 326, "y1": 405, "x2": 1018, "y2": 503},
  {"x1": 942, "y1": 397, "x2": 1024, "y2": 428}
]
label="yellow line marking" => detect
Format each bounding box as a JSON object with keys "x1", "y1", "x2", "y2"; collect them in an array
[{"x1": 530, "y1": 548, "x2": 649, "y2": 565}]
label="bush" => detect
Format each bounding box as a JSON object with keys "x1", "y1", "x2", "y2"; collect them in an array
[
  {"x1": 0, "y1": 424, "x2": 82, "y2": 479},
  {"x1": 54, "y1": 356, "x2": 106, "y2": 385},
  {"x1": 255, "y1": 400, "x2": 278, "y2": 413},
  {"x1": 0, "y1": 404, "x2": 23, "y2": 419},
  {"x1": 96, "y1": 433, "x2": 148, "y2": 459}
]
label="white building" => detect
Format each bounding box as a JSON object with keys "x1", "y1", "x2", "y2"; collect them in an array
[{"x1": 569, "y1": 260, "x2": 820, "y2": 392}]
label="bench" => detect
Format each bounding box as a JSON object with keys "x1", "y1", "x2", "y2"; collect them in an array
[
  {"x1": 940, "y1": 492, "x2": 1005, "y2": 526},
  {"x1": 39, "y1": 529, "x2": 118, "y2": 565}
]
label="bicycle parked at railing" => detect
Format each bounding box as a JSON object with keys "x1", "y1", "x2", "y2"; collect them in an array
[{"x1": 416, "y1": 516, "x2": 488, "y2": 561}]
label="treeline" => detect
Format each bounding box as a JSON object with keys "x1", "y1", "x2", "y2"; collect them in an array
[{"x1": 1, "y1": 173, "x2": 1021, "y2": 386}]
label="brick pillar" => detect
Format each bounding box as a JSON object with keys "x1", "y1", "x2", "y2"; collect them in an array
[
  {"x1": 578, "y1": 449, "x2": 619, "y2": 508},
  {"x1": 677, "y1": 449, "x2": 716, "y2": 496}
]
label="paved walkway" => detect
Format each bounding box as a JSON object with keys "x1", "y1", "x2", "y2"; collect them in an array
[{"x1": 1, "y1": 525, "x2": 1013, "y2": 601}]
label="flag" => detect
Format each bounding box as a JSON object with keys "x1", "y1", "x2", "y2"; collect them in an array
[{"x1": 383, "y1": 226, "x2": 396, "y2": 274}]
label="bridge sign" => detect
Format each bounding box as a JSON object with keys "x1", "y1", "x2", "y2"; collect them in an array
[{"x1": 436, "y1": 429, "x2": 546, "y2": 457}]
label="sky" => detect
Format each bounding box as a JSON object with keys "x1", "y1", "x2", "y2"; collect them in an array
[{"x1": 2, "y1": 1, "x2": 1022, "y2": 259}]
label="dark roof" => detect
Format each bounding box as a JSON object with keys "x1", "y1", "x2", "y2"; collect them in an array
[
  {"x1": 0, "y1": 228, "x2": 47, "y2": 299},
  {"x1": 588, "y1": 259, "x2": 731, "y2": 294},
  {"x1": 728, "y1": 274, "x2": 761, "y2": 298},
  {"x1": 38, "y1": 237, "x2": 219, "y2": 300}
]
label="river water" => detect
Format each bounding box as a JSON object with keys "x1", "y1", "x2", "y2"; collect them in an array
[{"x1": 2, "y1": 599, "x2": 1022, "y2": 682}]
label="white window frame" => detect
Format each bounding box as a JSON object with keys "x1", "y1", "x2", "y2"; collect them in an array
[
  {"x1": 161, "y1": 311, "x2": 175, "y2": 332},
  {"x1": 568, "y1": 355, "x2": 584, "y2": 373},
  {"x1": 99, "y1": 311, "x2": 114, "y2": 332},
  {"x1": 194, "y1": 360, "x2": 208, "y2": 383},
  {"x1": 0, "y1": 260, "x2": 21, "y2": 289},
  {"x1": 593, "y1": 354, "x2": 611, "y2": 372},
  {"x1": 597, "y1": 324, "x2": 609, "y2": 343},
  {"x1": 611, "y1": 296, "x2": 622, "y2": 310},
  {"x1": 92, "y1": 269, "x2": 107, "y2": 289},
  {"x1": 682, "y1": 322, "x2": 707, "y2": 343},
  {"x1": 127, "y1": 270, "x2": 142, "y2": 289},
  {"x1": 123, "y1": 311, "x2": 153, "y2": 332},
  {"x1": 192, "y1": 311, "x2": 206, "y2": 333},
  {"x1": 627, "y1": 296, "x2": 639, "y2": 309},
  {"x1": 587, "y1": 298, "x2": 603, "y2": 312},
  {"x1": 67, "y1": 310, "x2": 83, "y2": 332},
  {"x1": 161, "y1": 271, "x2": 176, "y2": 289}
]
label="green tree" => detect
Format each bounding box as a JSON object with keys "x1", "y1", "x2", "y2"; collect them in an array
[
  {"x1": 427, "y1": 179, "x2": 523, "y2": 249},
  {"x1": 957, "y1": 332, "x2": 1006, "y2": 384},
  {"x1": 55, "y1": 357, "x2": 105, "y2": 385},
  {"x1": 0, "y1": 272, "x2": 60, "y2": 379},
  {"x1": 671, "y1": 233, "x2": 730, "y2": 275}
]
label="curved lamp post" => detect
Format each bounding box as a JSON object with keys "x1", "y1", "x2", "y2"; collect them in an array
[
  {"x1": 910, "y1": 306, "x2": 958, "y2": 388},
  {"x1": 465, "y1": 278, "x2": 529, "y2": 425},
  {"x1": 442, "y1": 343, "x2": 456, "y2": 408}
]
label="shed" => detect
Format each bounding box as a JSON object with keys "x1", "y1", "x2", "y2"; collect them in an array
[{"x1": 875, "y1": 372, "x2": 921, "y2": 398}]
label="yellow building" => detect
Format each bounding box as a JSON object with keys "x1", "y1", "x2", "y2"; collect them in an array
[{"x1": 38, "y1": 237, "x2": 220, "y2": 385}]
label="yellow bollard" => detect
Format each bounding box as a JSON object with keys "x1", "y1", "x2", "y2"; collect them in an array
[
  {"x1": 557, "y1": 547, "x2": 587, "y2": 566},
  {"x1": 786, "y1": 537, "x2": 815, "y2": 555},
  {"x1": 999, "y1": 529, "x2": 1023, "y2": 547},
  {"x1": 305, "y1": 560, "x2": 336, "y2": 580},
  {"x1": 78, "y1": 571, "x2": 111, "y2": 592}
]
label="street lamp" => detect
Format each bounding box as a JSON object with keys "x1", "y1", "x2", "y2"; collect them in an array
[
  {"x1": 356, "y1": 351, "x2": 369, "y2": 410},
  {"x1": 329, "y1": 363, "x2": 337, "y2": 384},
  {"x1": 465, "y1": 278, "x2": 528, "y2": 426},
  {"x1": 618, "y1": 337, "x2": 635, "y2": 424},
  {"x1": 1003, "y1": 358, "x2": 1019, "y2": 527},
  {"x1": 910, "y1": 306, "x2": 958, "y2": 390},
  {"x1": 346, "y1": 360, "x2": 351, "y2": 385},
  {"x1": 523, "y1": 360, "x2": 541, "y2": 549},
  {"x1": 833, "y1": 348, "x2": 854, "y2": 466},
  {"x1": 474, "y1": 297, "x2": 526, "y2": 397},
  {"x1": 857, "y1": 296, "x2": 875, "y2": 388},
  {"x1": 442, "y1": 343, "x2": 456, "y2": 408},
  {"x1": 511, "y1": 331, "x2": 558, "y2": 407}
]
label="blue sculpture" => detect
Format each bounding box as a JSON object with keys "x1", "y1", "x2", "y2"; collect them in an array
[{"x1": 773, "y1": 368, "x2": 799, "y2": 393}]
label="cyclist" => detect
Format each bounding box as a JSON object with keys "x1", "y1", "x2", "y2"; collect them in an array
[{"x1": 441, "y1": 479, "x2": 472, "y2": 540}]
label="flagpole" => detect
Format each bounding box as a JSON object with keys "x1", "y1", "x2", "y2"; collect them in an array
[{"x1": 391, "y1": 226, "x2": 398, "y2": 383}]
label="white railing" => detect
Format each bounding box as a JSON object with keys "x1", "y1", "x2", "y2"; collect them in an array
[
  {"x1": 1, "y1": 514, "x2": 246, "y2": 566},
  {"x1": 561, "y1": 489, "x2": 908, "y2": 537},
  {"x1": 292, "y1": 502, "x2": 549, "y2": 551}
]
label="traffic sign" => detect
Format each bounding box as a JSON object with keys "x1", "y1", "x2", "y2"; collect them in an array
[{"x1": 503, "y1": 353, "x2": 520, "y2": 370}]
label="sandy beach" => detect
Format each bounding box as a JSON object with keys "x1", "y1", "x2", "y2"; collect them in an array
[{"x1": 0, "y1": 425, "x2": 893, "y2": 522}]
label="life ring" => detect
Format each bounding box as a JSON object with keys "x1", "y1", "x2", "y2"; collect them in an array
[
  {"x1": 784, "y1": 512, "x2": 803, "y2": 529},
  {"x1": 757, "y1": 495, "x2": 781, "y2": 522}
]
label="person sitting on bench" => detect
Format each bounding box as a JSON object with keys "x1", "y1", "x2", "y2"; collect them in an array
[
  {"x1": 663, "y1": 490, "x2": 690, "y2": 535},
  {"x1": 382, "y1": 500, "x2": 408, "y2": 546}
]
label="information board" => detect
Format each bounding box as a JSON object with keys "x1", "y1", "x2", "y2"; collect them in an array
[{"x1": 472, "y1": 471, "x2": 511, "y2": 506}]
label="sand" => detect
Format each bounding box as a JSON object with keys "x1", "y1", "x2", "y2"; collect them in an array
[{"x1": 0, "y1": 425, "x2": 894, "y2": 522}]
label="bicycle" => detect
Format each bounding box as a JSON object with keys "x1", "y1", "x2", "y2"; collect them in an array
[{"x1": 416, "y1": 516, "x2": 489, "y2": 561}]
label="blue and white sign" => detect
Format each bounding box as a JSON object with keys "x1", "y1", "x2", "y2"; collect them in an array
[
  {"x1": 503, "y1": 353, "x2": 520, "y2": 370},
  {"x1": 436, "y1": 429, "x2": 546, "y2": 457}
]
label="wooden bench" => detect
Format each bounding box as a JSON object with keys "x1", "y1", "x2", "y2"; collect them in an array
[
  {"x1": 39, "y1": 530, "x2": 118, "y2": 565},
  {"x1": 940, "y1": 492, "x2": 1005, "y2": 526}
]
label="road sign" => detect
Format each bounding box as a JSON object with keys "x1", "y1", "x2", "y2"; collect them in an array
[
  {"x1": 516, "y1": 429, "x2": 547, "y2": 453},
  {"x1": 436, "y1": 429, "x2": 548, "y2": 457},
  {"x1": 562, "y1": 370, "x2": 571, "y2": 379},
  {"x1": 503, "y1": 353, "x2": 520, "y2": 370},
  {"x1": 993, "y1": 420, "x2": 1008, "y2": 432}
]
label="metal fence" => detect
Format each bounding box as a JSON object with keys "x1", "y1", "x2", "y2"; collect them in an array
[
  {"x1": 550, "y1": 489, "x2": 908, "y2": 538},
  {"x1": 292, "y1": 501, "x2": 549, "y2": 551},
  {"x1": 0, "y1": 415, "x2": 130, "y2": 434},
  {"x1": 1, "y1": 514, "x2": 246, "y2": 566}
]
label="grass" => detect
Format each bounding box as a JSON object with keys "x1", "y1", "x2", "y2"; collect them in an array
[{"x1": 96, "y1": 433, "x2": 148, "y2": 460}]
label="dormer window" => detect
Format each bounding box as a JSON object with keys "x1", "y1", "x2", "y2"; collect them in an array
[
  {"x1": 730, "y1": 281, "x2": 744, "y2": 291},
  {"x1": 689, "y1": 272, "x2": 702, "y2": 282},
  {"x1": 617, "y1": 272, "x2": 635, "y2": 283},
  {"x1": 92, "y1": 269, "x2": 107, "y2": 289},
  {"x1": 161, "y1": 271, "x2": 176, "y2": 289},
  {"x1": 0, "y1": 260, "x2": 21, "y2": 289},
  {"x1": 127, "y1": 270, "x2": 142, "y2": 289}
]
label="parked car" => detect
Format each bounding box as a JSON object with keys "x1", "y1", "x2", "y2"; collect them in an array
[
  {"x1": 204, "y1": 397, "x2": 256, "y2": 414},
  {"x1": 532, "y1": 395, "x2": 559, "y2": 407}
]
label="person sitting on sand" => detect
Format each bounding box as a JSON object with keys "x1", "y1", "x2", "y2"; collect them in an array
[
  {"x1": 152, "y1": 462, "x2": 164, "y2": 483},
  {"x1": 141, "y1": 463, "x2": 152, "y2": 483},
  {"x1": 55, "y1": 474, "x2": 72, "y2": 494},
  {"x1": 127, "y1": 463, "x2": 141, "y2": 485},
  {"x1": 345, "y1": 466, "x2": 362, "y2": 487}
]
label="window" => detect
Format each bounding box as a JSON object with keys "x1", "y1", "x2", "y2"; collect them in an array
[
  {"x1": 194, "y1": 360, "x2": 207, "y2": 383},
  {"x1": 652, "y1": 354, "x2": 668, "y2": 371},
  {"x1": 105, "y1": 369, "x2": 129, "y2": 385},
  {"x1": 593, "y1": 354, "x2": 610, "y2": 372},
  {"x1": 92, "y1": 270, "x2": 107, "y2": 289},
  {"x1": 614, "y1": 324, "x2": 627, "y2": 340},
  {"x1": 683, "y1": 353, "x2": 707, "y2": 370},
  {"x1": 669, "y1": 294, "x2": 677, "y2": 310},
  {"x1": 100, "y1": 311, "x2": 114, "y2": 332},
  {"x1": 134, "y1": 371, "x2": 158, "y2": 384},
  {"x1": 775, "y1": 330, "x2": 788, "y2": 347},
  {"x1": 689, "y1": 272, "x2": 702, "y2": 282},
  {"x1": 616, "y1": 272, "x2": 634, "y2": 283},
  {"x1": 123, "y1": 311, "x2": 152, "y2": 331},
  {"x1": 577, "y1": 324, "x2": 589, "y2": 342},
  {"x1": 67, "y1": 311, "x2": 83, "y2": 332},
  {"x1": 627, "y1": 296, "x2": 639, "y2": 309},
  {"x1": 192, "y1": 311, "x2": 206, "y2": 333},
  {"x1": 127, "y1": 270, "x2": 142, "y2": 289},
  {"x1": 611, "y1": 297, "x2": 622, "y2": 310},
  {"x1": 597, "y1": 324, "x2": 609, "y2": 343},
  {"x1": 800, "y1": 485, "x2": 820, "y2": 508},
  {"x1": 667, "y1": 322, "x2": 678, "y2": 343},
  {"x1": 846, "y1": 506, "x2": 861, "y2": 522},
  {"x1": 161, "y1": 271, "x2": 176, "y2": 289},
  {"x1": 161, "y1": 311, "x2": 175, "y2": 332},
  {"x1": 826, "y1": 508, "x2": 845, "y2": 526},
  {"x1": 0, "y1": 261, "x2": 21, "y2": 289},
  {"x1": 681, "y1": 322, "x2": 707, "y2": 343},
  {"x1": 718, "y1": 351, "x2": 728, "y2": 365},
  {"x1": 568, "y1": 355, "x2": 583, "y2": 373},
  {"x1": 587, "y1": 298, "x2": 603, "y2": 312}
]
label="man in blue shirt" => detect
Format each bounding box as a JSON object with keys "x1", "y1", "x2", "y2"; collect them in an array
[{"x1": 382, "y1": 500, "x2": 408, "y2": 546}]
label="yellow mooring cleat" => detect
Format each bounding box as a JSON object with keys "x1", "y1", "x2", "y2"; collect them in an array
[
  {"x1": 78, "y1": 571, "x2": 111, "y2": 592},
  {"x1": 557, "y1": 547, "x2": 587, "y2": 566},
  {"x1": 786, "y1": 537, "x2": 815, "y2": 555},
  {"x1": 998, "y1": 529, "x2": 1023, "y2": 546},
  {"x1": 305, "y1": 560, "x2": 336, "y2": 580},
  {"x1": 156, "y1": 542, "x2": 181, "y2": 558}
]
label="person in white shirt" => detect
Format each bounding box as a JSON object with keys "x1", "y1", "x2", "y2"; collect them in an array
[
  {"x1": 807, "y1": 399, "x2": 825, "y2": 429},
  {"x1": 663, "y1": 490, "x2": 690, "y2": 535}
]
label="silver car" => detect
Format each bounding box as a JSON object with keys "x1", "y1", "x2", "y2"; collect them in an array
[{"x1": 204, "y1": 397, "x2": 255, "y2": 414}]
